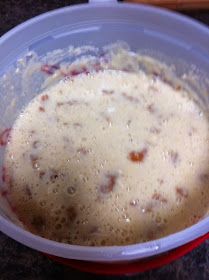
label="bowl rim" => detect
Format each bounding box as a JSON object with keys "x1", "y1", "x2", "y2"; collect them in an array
[
  {"x1": 0, "y1": 2, "x2": 209, "y2": 262},
  {"x1": 1, "y1": 210, "x2": 209, "y2": 262}
]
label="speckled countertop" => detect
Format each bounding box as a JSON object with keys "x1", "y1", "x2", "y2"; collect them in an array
[{"x1": 0, "y1": 1, "x2": 209, "y2": 279}]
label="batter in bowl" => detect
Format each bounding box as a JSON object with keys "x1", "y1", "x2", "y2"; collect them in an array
[{"x1": 3, "y1": 69, "x2": 209, "y2": 245}]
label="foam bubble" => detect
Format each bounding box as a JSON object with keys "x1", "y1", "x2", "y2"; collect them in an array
[{"x1": 67, "y1": 186, "x2": 76, "y2": 195}]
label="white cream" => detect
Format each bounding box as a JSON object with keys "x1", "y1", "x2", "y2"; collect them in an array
[{"x1": 4, "y1": 70, "x2": 209, "y2": 246}]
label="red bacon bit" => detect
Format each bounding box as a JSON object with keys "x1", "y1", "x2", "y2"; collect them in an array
[
  {"x1": 41, "y1": 64, "x2": 59, "y2": 75},
  {"x1": 122, "y1": 92, "x2": 140, "y2": 103},
  {"x1": 39, "y1": 106, "x2": 45, "y2": 112},
  {"x1": 152, "y1": 193, "x2": 167, "y2": 204},
  {"x1": 2, "y1": 166, "x2": 10, "y2": 184},
  {"x1": 41, "y1": 94, "x2": 49, "y2": 102},
  {"x1": 128, "y1": 149, "x2": 147, "y2": 163},
  {"x1": 39, "y1": 171, "x2": 45, "y2": 179},
  {"x1": 100, "y1": 174, "x2": 117, "y2": 194},
  {"x1": 1, "y1": 190, "x2": 8, "y2": 197},
  {"x1": 11, "y1": 205, "x2": 17, "y2": 213},
  {"x1": 175, "y1": 84, "x2": 182, "y2": 91},
  {"x1": 61, "y1": 66, "x2": 89, "y2": 77},
  {"x1": 2, "y1": 166, "x2": 6, "y2": 183},
  {"x1": 176, "y1": 186, "x2": 188, "y2": 201},
  {"x1": 0, "y1": 128, "x2": 11, "y2": 146},
  {"x1": 70, "y1": 69, "x2": 83, "y2": 76}
]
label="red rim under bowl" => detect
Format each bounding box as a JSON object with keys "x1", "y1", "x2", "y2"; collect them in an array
[{"x1": 45, "y1": 232, "x2": 209, "y2": 275}]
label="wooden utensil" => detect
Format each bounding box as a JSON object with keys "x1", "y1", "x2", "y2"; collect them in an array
[{"x1": 125, "y1": 0, "x2": 209, "y2": 10}]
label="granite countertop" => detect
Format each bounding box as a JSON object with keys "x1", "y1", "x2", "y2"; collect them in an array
[{"x1": 0, "y1": 1, "x2": 209, "y2": 279}]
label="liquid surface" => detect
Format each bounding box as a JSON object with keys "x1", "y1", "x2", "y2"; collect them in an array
[{"x1": 4, "y1": 70, "x2": 209, "y2": 246}]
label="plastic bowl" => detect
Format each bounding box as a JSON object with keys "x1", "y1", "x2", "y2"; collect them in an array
[{"x1": 0, "y1": 0, "x2": 209, "y2": 274}]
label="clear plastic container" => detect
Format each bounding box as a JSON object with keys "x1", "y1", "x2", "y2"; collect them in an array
[{"x1": 0, "y1": 0, "x2": 209, "y2": 262}]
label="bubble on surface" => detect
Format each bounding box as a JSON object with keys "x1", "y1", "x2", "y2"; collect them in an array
[{"x1": 67, "y1": 186, "x2": 76, "y2": 195}]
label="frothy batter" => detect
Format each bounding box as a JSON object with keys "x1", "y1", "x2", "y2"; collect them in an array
[{"x1": 4, "y1": 70, "x2": 209, "y2": 245}]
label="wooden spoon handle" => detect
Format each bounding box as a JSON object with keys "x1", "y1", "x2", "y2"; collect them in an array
[{"x1": 125, "y1": 0, "x2": 209, "y2": 10}]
